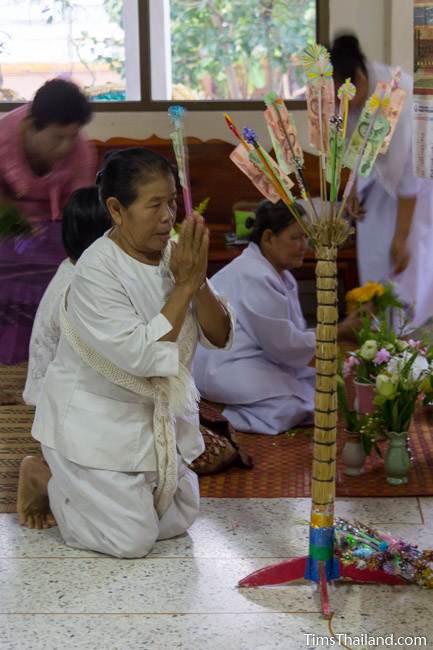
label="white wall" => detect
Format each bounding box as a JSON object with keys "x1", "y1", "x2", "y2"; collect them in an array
[
  {"x1": 389, "y1": 0, "x2": 413, "y2": 74},
  {"x1": 329, "y1": 0, "x2": 387, "y2": 63},
  {"x1": 85, "y1": 0, "x2": 411, "y2": 150}
]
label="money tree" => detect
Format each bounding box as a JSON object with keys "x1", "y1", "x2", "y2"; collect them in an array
[{"x1": 223, "y1": 44, "x2": 408, "y2": 616}]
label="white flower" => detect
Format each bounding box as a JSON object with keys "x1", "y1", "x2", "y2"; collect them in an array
[
  {"x1": 386, "y1": 351, "x2": 429, "y2": 382},
  {"x1": 411, "y1": 354, "x2": 429, "y2": 381}
]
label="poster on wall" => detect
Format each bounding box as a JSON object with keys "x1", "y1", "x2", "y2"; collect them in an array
[{"x1": 414, "y1": 0, "x2": 433, "y2": 177}]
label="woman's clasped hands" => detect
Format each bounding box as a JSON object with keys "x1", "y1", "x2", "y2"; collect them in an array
[{"x1": 171, "y1": 212, "x2": 209, "y2": 294}]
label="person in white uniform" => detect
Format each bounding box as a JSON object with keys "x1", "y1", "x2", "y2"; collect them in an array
[
  {"x1": 193, "y1": 200, "x2": 359, "y2": 435},
  {"x1": 23, "y1": 186, "x2": 112, "y2": 406},
  {"x1": 17, "y1": 147, "x2": 234, "y2": 558},
  {"x1": 330, "y1": 34, "x2": 433, "y2": 328}
]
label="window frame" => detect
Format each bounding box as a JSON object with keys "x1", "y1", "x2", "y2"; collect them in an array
[{"x1": 0, "y1": 0, "x2": 329, "y2": 113}]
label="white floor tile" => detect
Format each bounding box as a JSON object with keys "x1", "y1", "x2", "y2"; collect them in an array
[
  {"x1": 0, "y1": 557, "x2": 321, "y2": 615},
  {"x1": 0, "y1": 497, "x2": 423, "y2": 561}
]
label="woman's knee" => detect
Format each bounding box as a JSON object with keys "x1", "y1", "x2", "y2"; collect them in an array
[
  {"x1": 105, "y1": 520, "x2": 159, "y2": 558},
  {"x1": 158, "y1": 468, "x2": 200, "y2": 540}
]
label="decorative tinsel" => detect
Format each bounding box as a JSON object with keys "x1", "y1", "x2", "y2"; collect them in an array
[{"x1": 335, "y1": 518, "x2": 433, "y2": 589}]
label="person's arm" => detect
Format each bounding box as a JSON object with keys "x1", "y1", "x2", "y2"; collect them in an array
[
  {"x1": 193, "y1": 281, "x2": 232, "y2": 349},
  {"x1": 238, "y1": 273, "x2": 316, "y2": 368},
  {"x1": 389, "y1": 143, "x2": 422, "y2": 276},
  {"x1": 390, "y1": 195, "x2": 416, "y2": 275},
  {"x1": 337, "y1": 311, "x2": 363, "y2": 341},
  {"x1": 345, "y1": 181, "x2": 366, "y2": 221}
]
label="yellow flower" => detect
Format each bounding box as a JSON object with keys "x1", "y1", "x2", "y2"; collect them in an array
[{"x1": 346, "y1": 281, "x2": 385, "y2": 306}]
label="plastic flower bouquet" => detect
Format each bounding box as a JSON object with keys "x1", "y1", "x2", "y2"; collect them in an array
[
  {"x1": 344, "y1": 312, "x2": 409, "y2": 386},
  {"x1": 373, "y1": 343, "x2": 433, "y2": 432},
  {"x1": 344, "y1": 282, "x2": 407, "y2": 385}
]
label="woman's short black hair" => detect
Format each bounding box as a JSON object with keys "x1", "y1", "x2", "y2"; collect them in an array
[
  {"x1": 330, "y1": 33, "x2": 367, "y2": 85},
  {"x1": 30, "y1": 79, "x2": 92, "y2": 131},
  {"x1": 62, "y1": 186, "x2": 112, "y2": 261},
  {"x1": 97, "y1": 147, "x2": 175, "y2": 208},
  {"x1": 247, "y1": 199, "x2": 305, "y2": 245}
]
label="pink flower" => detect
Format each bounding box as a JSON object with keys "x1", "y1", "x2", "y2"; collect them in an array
[
  {"x1": 343, "y1": 355, "x2": 360, "y2": 377},
  {"x1": 408, "y1": 339, "x2": 422, "y2": 349},
  {"x1": 374, "y1": 348, "x2": 391, "y2": 365}
]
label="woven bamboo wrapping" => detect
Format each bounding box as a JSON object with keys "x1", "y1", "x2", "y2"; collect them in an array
[{"x1": 311, "y1": 245, "x2": 338, "y2": 518}]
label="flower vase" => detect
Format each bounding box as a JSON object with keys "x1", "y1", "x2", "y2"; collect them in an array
[
  {"x1": 384, "y1": 430, "x2": 411, "y2": 485},
  {"x1": 341, "y1": 431, "x2": 366, "y2": 476},
  {"x1": 353, "y1": 380, "x2": 375, "y2": 414}
]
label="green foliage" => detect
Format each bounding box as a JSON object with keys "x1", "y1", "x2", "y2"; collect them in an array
[
  {"x1": 374, "y1": 388, "x2": 418, "y2": 434},
  {"x1": 194, "y1": 197, "x2": 210, "y2": 215},
  {"x1": 170, "y1": 0, "x2": 316, "y2": 99},
  {"x1": 103, "y1": 0, "x2": 124, "y2": 28},
  {"x1": 0, "y1": 202, "x2": 32, "y2": 239},
  {"x1": 359, "y1": 413, "x2": 384, "y2": 457}
]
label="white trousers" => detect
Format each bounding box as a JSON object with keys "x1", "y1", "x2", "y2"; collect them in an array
[{"x1": 42, "y1": 445, "x2": 200, "y2": 558}]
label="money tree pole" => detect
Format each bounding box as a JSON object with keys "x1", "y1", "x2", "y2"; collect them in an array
[{"x1": 224, "y1": 45, "x2": 408, "y2": 617}]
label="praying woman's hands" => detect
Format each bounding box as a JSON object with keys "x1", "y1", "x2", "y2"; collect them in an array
[{"x1": 171, "y1": 212, "x2": 209, "y2": 294}]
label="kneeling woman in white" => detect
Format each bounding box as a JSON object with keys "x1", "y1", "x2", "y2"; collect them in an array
[
  {"x1": 26, "y1": 148, "x2": 234, "y2": 558},
  {"x1": 194, "y1": 200, "x2": 356, "y2": 435}
]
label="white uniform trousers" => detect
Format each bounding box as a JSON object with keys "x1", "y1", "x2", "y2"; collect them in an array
[{"x1": 42, "y1": 444, "x2": 200, "y2": 558}]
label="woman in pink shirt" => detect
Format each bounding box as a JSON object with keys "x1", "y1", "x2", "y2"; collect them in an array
[{"x1": 0, "y1": 79, "x2": 95, "y2": 365}]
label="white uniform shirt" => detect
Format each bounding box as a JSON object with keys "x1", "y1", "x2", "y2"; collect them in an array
[
  {"x1": 32, "y1": 234, "x2": 234, "y2": 472},
  {"x1": 23, "y1": 259, "x2": 74, "y2": 406}
]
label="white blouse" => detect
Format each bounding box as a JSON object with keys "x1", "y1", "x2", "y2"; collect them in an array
[
  {"x1": 23, "y1": 259, "x2": 74, "y2": 406},
  {"x1": 32, "y1": 235, "x2": 234, "y2": 472}
]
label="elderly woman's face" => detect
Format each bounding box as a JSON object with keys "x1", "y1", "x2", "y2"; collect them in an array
[
  {"x1": 114, "y1": 174, "x2": 177, "y2": 255},
  {"x1": 266, "y1": 221, "x2": 309, "y2": 272}
]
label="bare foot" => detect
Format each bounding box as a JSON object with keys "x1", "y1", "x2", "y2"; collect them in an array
[{"x1": 17, "y1": 456, "x2": 56, "y2": 529}]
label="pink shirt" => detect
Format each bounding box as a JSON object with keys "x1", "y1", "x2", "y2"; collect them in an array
[{"x1": 0, "y1": 105, "x2": 96, "y2": 222}]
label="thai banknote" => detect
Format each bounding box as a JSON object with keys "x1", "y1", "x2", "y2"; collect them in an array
[
  {"x1": 374, "y1": 81, "x2": 407, "y2": 154},
  {"x1": 343, "y1": 103, "x2": 390, "y2": 177},
  {"x1": 264, "y1": 101, "x2": 304, "y2": 175},
  {"x1": 230, "y1": 144, "x2": 293, "y2": 203},
  {"x1": 306, "y1": 78, "x2": 335, "y2": 151}
]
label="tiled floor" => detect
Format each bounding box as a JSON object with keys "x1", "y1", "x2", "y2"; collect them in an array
[{"x1": 1, "y1": 497, "x2": 432, "y2": 649}]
